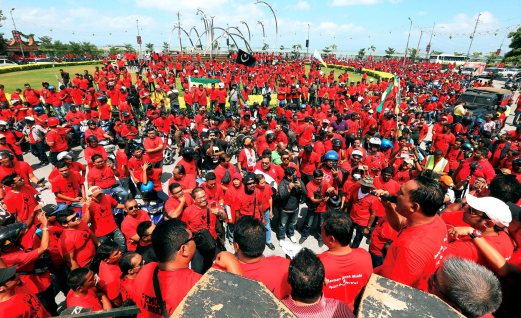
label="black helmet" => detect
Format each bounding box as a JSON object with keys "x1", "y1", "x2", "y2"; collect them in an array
[
  {"x1": 87, "y1": 135, "x2": 99, "y2": 143},
  {"x1": 332, "y1": 138, "x2": 342, "y2": 148},
  {"x1": 87, "y1": 120, "x2": 97, "y2": 126},
  {"x1": 513, "y1": 157, "x2": 521, "y2": 167},
  {"x1": 0, "y1": 222, "x2": 27, "y2": 251},
  {"x1": 182, "y1": 147, "x2": 195, "y2": 161}
]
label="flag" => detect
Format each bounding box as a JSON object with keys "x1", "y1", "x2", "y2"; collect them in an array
[
  {"x1": 394, "y1": 76, "x2": 401, "y2": 115},
  {"x1": 376, "y1": 80, "x2": 394, "y2": 113},
  {"x1": 236, "y1": 49, "x2": 257, "y2": 67},
  {"x1": 188, "y1": 77, "x2": 221, "y2": 89},
  {"x1": 313, "y1": 49, "x2": 327, "y2": 68}
]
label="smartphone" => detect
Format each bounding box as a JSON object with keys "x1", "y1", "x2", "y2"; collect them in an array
[
  {"x1": 400, "y1": 153, "x2": 410, "y2": 159},
  {"x1": 210, "y1": 202, "x2": 219, "y2": 214}
]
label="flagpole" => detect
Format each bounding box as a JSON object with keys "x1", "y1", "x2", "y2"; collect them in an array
[{"x1": 403, "y1": 17, "x2": 412, "y2": 66}]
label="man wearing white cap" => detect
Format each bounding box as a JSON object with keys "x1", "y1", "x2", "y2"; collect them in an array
[{"x1": 446, "y1": 194, "x2": 514, "y2": 270}]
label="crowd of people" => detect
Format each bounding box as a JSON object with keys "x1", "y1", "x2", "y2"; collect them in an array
[{"x1": 0, "y1": 51, "x2": 520, "y2": 318}]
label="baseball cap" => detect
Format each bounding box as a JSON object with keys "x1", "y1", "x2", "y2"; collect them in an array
[
  {"x1": 42, "y1": 204, "x2": 67, "y2": 217},
  {"x1": 87, "y1": 186, "x2": 103, "y2": 197},
  {"x1": 57, "y1": 151, "x2": 72, "y2": 161},
  {"x1": 0, "y1": 134, "x2": 5, "y2": 139},
  {"x1": 466, "y1": 194, "x2": 512, "y2": 228},
  {"x1": 0, "y1": 266, "x2": 17, "y2": 285}
]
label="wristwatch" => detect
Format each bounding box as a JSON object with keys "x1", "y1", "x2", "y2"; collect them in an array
[{"x1": 469, "y1": 229, "x2": 482, "y2": 239}]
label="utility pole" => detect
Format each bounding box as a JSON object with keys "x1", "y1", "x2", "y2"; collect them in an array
[
  {"x1": 403, "y1": 17, "x2": 412, "y2": 66},
  {"x1": 136, "y1": 19, "x2": 142, "y2": 57},
  {"x1": 466, "y1": 12, "x2": 481, "y2": 61},
  {"x1": 9, "y1": 8, "x2": 25, "y2": 58},
  {"x1": 306, "y1": 24, "x2": 310, "y2": 56},
  {"x1": 177, "y1": 11, "x2": 182, "y2": 52},
  {"x1": 414, "y1": 30, "x2": 424, "y2": 61},
  {"x1": 426, "y1": 22, "x2": 435, "y2": 59}
]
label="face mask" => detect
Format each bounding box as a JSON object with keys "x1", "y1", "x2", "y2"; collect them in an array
[
  {"x1": 94, "y1": 273, "x2": 100, "y2": 287},
  {"x1": 353, "y1": 173, "x2": 362, "y2": 180}
]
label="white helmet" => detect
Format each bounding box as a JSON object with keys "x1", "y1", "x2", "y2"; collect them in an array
[{"x1": 369, "y1": 137, "x2": 381, "y2": 146}]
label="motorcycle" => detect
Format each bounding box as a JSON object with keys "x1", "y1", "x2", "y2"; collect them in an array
[{"x1": 98, "y1": 139, "x2": 116, "y2": 162}]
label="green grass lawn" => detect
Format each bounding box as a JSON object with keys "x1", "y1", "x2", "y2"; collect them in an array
[{"x1": 0, "y1": 64, "x2": 103, "y2": 93}]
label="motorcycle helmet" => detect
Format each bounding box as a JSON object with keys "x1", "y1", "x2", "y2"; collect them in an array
[
  {"x1": 87, "y1": 120, "x2": 97, "y2": 126},
  {"x1": 461, "y1": 143, "x2": 473, "y2": 152},
  {"x1": 324, "y1": 150, "x2": 339, "y2": 161},
  {"x1": 266, "y1": 130, "x2": 275, "y2": 141},
  {"x1": 34, "y1": 106, "x2": 44, "y2": 114},
  {"x1": 97, "y1": 96, "x2": 108, "y2": 103},
  {"x1": 332, "y1": 138, "x2": 342, "y2": 148},
  {"x1": 47, "y1": 117, "x2": 60, "y2": 127},
  {"x1": 181, "y1": 147, "x2": 195, "y2": 161},
  {"x1": 512, "y1": 157, "x2": 521, "y2": 167},
  {"x1": 381, "y1": 138, "x2": 394, "y2": 151},
  {"x1": 476, "y1": 118, "x2": 485, "y2": 124},
  {"x1": 369, "y1": 137, "x2": 382, "y2": 147},
  {"x1": 0, "y1": 222, "x2": 27, "y2": 251},
  {"x1": 140, "y1": 181, "x2": 154, "y2": 193}
]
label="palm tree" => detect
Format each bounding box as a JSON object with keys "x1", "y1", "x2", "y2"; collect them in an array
[
  {"x1": 357, "y1": 48, "x2": 366, "y2": 59},
  {"x1": 330, "y1": 44, "x2": 338, "y2": 52},
  {"x1": 162, "y1": 42, "x2": 169, "y2": 52},
  {"x1": 280, "y1": 45, "x2": 285, "y2": 51},
  {"x1": 368, "y1": 45, "x2": 376, "y2": 56},
  {"x1": 384, "y1": 47, "x2": 395, "y2": 58},
  {"x1": 262, "y1": 43, "x2": 269, "y2": 51},
  {"x1": 431, "y1": 50, "x2": 443, "y2": 55},
  {"x1": 145, "y1": 43, "x2": 154, "y2": 52}
]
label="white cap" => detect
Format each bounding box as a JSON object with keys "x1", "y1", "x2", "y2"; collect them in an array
[
  {"x1": 0, "y1": 121, "x2": 6, "y2": 126},
  {"x1": 323, "y1": 119, "x2": 330, "y2": 124},
  {"x1": 466, "y1": 194, "x2": 512, "y2": 228},
  {"x1": 351, "y1": 150, "x2": 363, "y2": 157},
  {"x1": 24, "y1": 116, "x2": 35, "y2": 122},
  {"x1": 57, "y1": 151, "x2": 72, "y2": 161},
  {"x1": 368, "y1": 109, "x2": 374, "y2": 114}
]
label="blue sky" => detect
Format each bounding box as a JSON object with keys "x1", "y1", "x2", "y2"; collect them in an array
[{"x1": 1, "y1": 0, "x2": 520, "y2": 56}]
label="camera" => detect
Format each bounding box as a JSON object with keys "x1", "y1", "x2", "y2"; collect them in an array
[{"x1": 292, "y1": 175, "x2": 298, "y2": 183}]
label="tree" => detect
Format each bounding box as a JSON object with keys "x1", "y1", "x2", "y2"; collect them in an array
[
  {"x1": 504, "y1": 26, "x2": 521, "y2": 64},
  {"x1": 262, "y1": 43, "x2": 269, "y2": 51},
  {"x1": 384, "y1": 47, "x2": 395, "y2": 58},
  {"x1": 292, "y1": 44, "x2": 302, "y2": 53},
  {"x1": 472, "y1": 52, "x2": 482, "y2": 57},
  {"x1": 279, "y1": 45, "x2": 285, "y2": 51},
  {"x1": 145, "y1": 43, "x2": 154, "y2": 52},
  {"x1": 123, "y1": 43, "x2": 136, "y2": 53},
  {"x1": 330, "y1": 44, "x2": 338, "y2": 51},
  {"x1": 162, "y1": 42, "x2": 169, "y2": 52},
  {"x1": 109, "y1": 47, "x2": 124, "y2": 55},
  {"x1": 453, "y1": 52, "x2": 464, "y2": 56},
  {"x1": 368, "y1": 45, "x2": 376, "y2": 56},
  {"x1": 407, "y1": 48, "x2": 418, "y2": 60},
  {"x1": 431, "y1": 50, "x2": 443, "y2": 55},
  {"x1": 322, "y1": 46, "x2": 332, "y2": 54},
  {"x1": 357, "y1": 48, "x2": 366, "y2": 59}
]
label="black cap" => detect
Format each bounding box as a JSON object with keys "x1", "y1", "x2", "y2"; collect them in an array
[
  {"x1": 42, "y1": 204, "x2": 66, "y2": 217},
  {"x1": 0, "y1": 266, "x2": 16, "y2": 285}
]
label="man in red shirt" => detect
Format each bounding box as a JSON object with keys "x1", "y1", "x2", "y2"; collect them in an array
[
  {"x1": 82, "y1": 186, "x2": 126, "y2": 251},
  {"x1": 232, "y1": 216, "x2": 291, "y2": 299},
  {"x1": 374, "y1": 176, "x2": 448, "y2": 292},
  {"x1": 132, "y1": 219, "x2": 240, "y2": 317},
  {"x1": 2, "y1": 173, "x2": 41, "y2": 227},
  {"x1": 373, "y1": 167, "x2": 401, "y2": 195},
  {"x1": 164, "y1": 182, "x2": 193, "y2": 219},
  {"x1": 298, "y1": 145, "x2": 321, "y2": 185},
  {"x1": 87, "y1": 154, "x2": 128, "y2": 201},
  {"x1": 319, "y1": 213, "x2": 373, "y2": 310},
  {"x1": 22, "y1": 83, "x2": 42, "y2": 107},
  {"x1": 234, "y1": 173, "x2": 262, "y2": 222},
  {"x1": 345, "y1": 176, "x2": 380, "y2": 248},
  {"x1": 51, "y1": 161, "x2": 86, "y2": 209},
  {"x1": 56, "y1": 208, "x2": 98, "y2": 270},
  {"x1": 45, "y1": 117, "x2": 69, "y2": 166},
  {"x1": 445, "y1": 194, "x2": 514, "y2": 270},
  {"x1": 143, "y1": 129, "x2": 164, "y2": 168},
  {"x1": 454, "y1": 147, "x2": 496, "y2": 186},
  {"x1": 121, "y1": 199, "x2": 151, "y2": 252},
  {"x1": 0, "y1": 267, "x2": 50, "y2": 318}
]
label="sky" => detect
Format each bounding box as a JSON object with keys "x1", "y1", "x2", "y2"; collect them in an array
[{"x1": 1, "y1": 0, "x2": 521, "y2": 56}]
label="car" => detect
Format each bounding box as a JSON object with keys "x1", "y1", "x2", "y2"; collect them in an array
[
  {"x1": 499, "y1": 67, "x2": 520, "y2": 78},
  {"x1": 480, "y1": 67, "x2": 501, "y2": 79},
  {"x1": 0, "y1": 59, "x2": 19, "y2": 66},
  {"x1": 457, "y1": 87, "x2": 513, "y2": 116}
]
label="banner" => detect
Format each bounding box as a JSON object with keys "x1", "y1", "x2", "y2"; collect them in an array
[
  {"x1": 236, "y1": 49, "x2": 257, "y2": 67},
  {"x1": 188, "y1": 77, "x2": 221, "y2": 89},
  {"x1": 376, "y1": 80, "x2": 394, "y2": 113},
  {"x1": 313, "y1": 49, "x2": 327, "y2": 68}
]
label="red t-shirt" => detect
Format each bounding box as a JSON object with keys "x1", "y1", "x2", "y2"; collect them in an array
[
  {"x1": 4, "y1": 185, "x2": 38, "y2": 223},
  {"x1": 298, "y1": 151, "x2": 320, "y2": 175},
  {"x1": 133, "y1": 263, "x2": 202, "y2": 318},
  {"x1": 87, "y1": 164, "x2": 117, "y2": 189},
  {"x1": 235, "y1": 190, "x2": 261, "y2": 221},
  {"x1": 306, "y1": 180, "x2": 331, "y2": 213},
  {"x1": 181, "y1": 203, "x2": 219, "y2": 239},
  {"x1": 318, "y1": 249, "x2": 373, "y2": 310},
  {"x1": 51, "y1": 171, "x2": 84, "y2": 203},
  {"x1": 99, "y1": 261, "x2": 122, "y2": 301},
  {"x1": 84, "y1": 145, "x2": 108, "y2": 167},
  {"x1": 66, "y1": 287, "x2": 103, "y2": 312},
  {"x1": 116, "y1": 150, "x2": 130, "y2": 178},
  {"x1": 46, "y1": 128, "x2": 69, "y2": 152},
  {"x1": 59, "y1": 222, "x2": 97, "y2": 268},
  {"x1": 83, "y1": 195, "x2": 118, "y2": 237},
  {"x1": 446, "y1": 231, "x2": 514, "y2": 268},
  {"x1": 121, "y1": 210, "x2": 151, "y2": 251},
  {"x1": 375, "y1": 215, "x2": 448, "y2": 291},
  {"x1": 143, "y1": 137, "x2": 164, "y2": 163},
  {"x1": 0, "y1": 292, "x2": 50, "y2": 318},
  {"x1": 0, "y1": 161, "x2": 34, "y2": 191},
  {"x1": 348, "y1": 186, "x2": 381, "y2": 226},
  {"x1": 240, "y1": 256, "x2": 291, "y2": 299}
]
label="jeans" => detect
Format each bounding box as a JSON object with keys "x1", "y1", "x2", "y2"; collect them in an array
[
  {"x1": 53, "y1": 106, "x2": 64, "y2": 119},
  {"x1": 62, "y1": 103, "x2": 71, "y2": 114},
  {"x1": 351, "y1": 222, "x2": 369, "y2": 248},
  {"x1": 102, "y1": 185, "x2": 129, "y2": 203},
  {"x1": 277, "y1": 209, "x2": 299, "y2": 240},
  {"x1": 226, "y1": 223, "x2": 235, "y2": 243},
  {"x1": 230, "y1": 100, "x2": 238, "y2": 113},
  {"x1": 32, "y1": 141, "x2": 49, "y2": 163},
  {"x1": 264, "y1": 209, "x2": 272, "y2": 244},
  {"x1": 301, "y1": 209, "x2": 325, "y2": 239},
  {"x1": 99, "y1": 227, "x2": 127, "y2": 252},
  {"x1": 514, "y1": 110, "x2": 521, "y2": 125},
  {"x1": 49, "y1": 151, "x2": 60, "y2": 166},
  {"x1": 210, "y1": 100, "x2": 217, "y2": 114}
]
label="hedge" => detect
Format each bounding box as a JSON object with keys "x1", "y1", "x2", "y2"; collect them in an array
[
  {"x1": 0, "y1": 60, "x2": 105, "y2": 74},
  {"x1": 304, "y1": 62, "x2": 395, "y2": 80}
]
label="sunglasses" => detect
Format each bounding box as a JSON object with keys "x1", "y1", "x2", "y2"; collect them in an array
[
  {"x1": 127, "y1": 205, "x2": 140, "y2": 211},
  {"x1": 180, "y1": 235, "x2": 195, "y2": 249},
  {"x1": 67, "y1": 215, "x2": 79, "y2": 223}
]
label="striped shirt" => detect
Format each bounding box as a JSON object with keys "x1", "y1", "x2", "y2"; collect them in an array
[{"x1": 282, "y1": 295, "x2": 355, "y2": 318}]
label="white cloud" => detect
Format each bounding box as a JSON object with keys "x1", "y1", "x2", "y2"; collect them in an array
[
  {"x1": 436, "y1": 11, "x2": 500, "y2": 35},
  {"x1": 134, "y1": 0, "x2": 230, "y2": 12},
  {"x1": 295, "y1": 1, "x2": 311, "y2": 10}
]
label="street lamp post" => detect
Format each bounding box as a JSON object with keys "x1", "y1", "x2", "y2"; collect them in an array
[
  {"x1": 9, "y1": 8, "x2": 25, "y2": 58},
  {"x1": 306, "y1": 24, "x2": 310, "y2": 56},
  {"x1": 403, "y1": 17, "x2": 412, "y2": 65}
]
